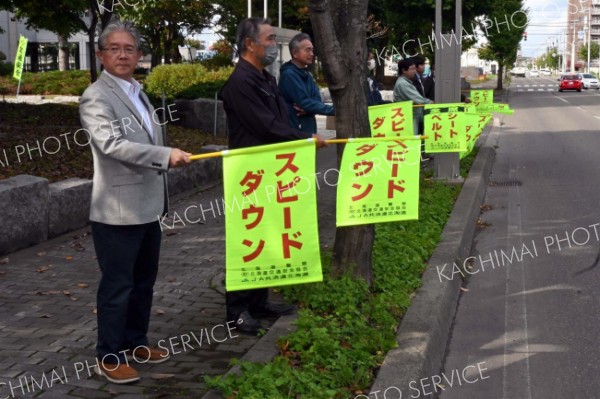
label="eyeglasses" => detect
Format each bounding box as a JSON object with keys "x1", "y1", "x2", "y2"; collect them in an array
[{"x1": 101, "y1": 47, "x2": 138, "y2": 56}]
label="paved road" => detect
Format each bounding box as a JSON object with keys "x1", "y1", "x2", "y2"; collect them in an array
[
  {"x1": 439, "y1": 79, "x2": 600, "y2": 398},
  {"x1": 0, "y1": 146, "x2": 338, "y2": 399}
]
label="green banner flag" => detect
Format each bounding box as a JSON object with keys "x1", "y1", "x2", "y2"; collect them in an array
[
  {"x1": 223, "y1": 140, "x2": 322, "y2": 291},
  {"x1": 423, "y1": 104, "x2": 467, "y2": 153},
  {"x1": 459, "y1": 112, "x2": 492, "y2": 159},
  {"x1": 475, "y1": 113, "x2": 492, "y2": 138},
  {"x1": 368, "y1": 101, "x2": 414, "y2": 137},
  {"x1": 470, "y1": 90, "x2": 493, "y2": 104},
  {"x1": 336, "y1": 137, "x2": 421, "y2": 226},
  {"x1": 13, "y1": 35, "x2": 28, "y2": 80},
  {"x1": 460, "y1": 113, "x2": 480, "y2": 159},
  {"x1": 475, "y1": 103, "x2": 514, "y2": 114}
]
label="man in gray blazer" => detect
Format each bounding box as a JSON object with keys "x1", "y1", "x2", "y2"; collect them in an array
[{"x1": 79, "y1": 20, "x2": 190, "y2": 384}]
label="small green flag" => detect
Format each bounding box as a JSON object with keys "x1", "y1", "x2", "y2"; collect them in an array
[
  {"x1": 223, "y1": 140, "x2": 323, "y2": 292},
  {"x1": 460, "y1": 112, "x2": 492, "y2": 158},
  {"x1": 470, "y1": 90, "x2": 493, "y2": 104},
  {"x1": 336, "y1": 137, "x2": 421, "y2": 226},
  {"x1": 476, "y1": 103, "x2": 514, "y2": 115},
  {"x1": 423, "y1": 104, "x2": 467, "y2": 153},
  {"x1": 368, "y1": 101, "x2": 414, "y2": 137},
  {"x1": 13, "y1": 35, "x2": 28, "y2": 80}
]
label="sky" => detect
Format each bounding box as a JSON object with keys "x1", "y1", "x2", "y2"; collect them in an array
[{"x1": 521, "y1": 0, "x2": 570, "y2": 57}]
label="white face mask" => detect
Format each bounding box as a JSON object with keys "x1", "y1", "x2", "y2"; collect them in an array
[{"x1": 367, "y1": 59, "x2": 376, "y2": 71}]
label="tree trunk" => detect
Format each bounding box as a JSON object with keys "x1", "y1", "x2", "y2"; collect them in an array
[
  {"x1": 497, "y1": 63, "x2": 503, "y2": 90},
  {"x1": 150, "y1": 29, "x2": 162, "y2": 67},
  {"x1": 87, "y1": 0, "x2": 113, "y2": 83},
  {"x1": 87, "y1": 2, "x2": 99, "y2": 82},
  {"x1": 58, "y1": 35, "x2": 69, "y2": 71},
  {"x1": 309, "y1": 0, "x2": 374, "y2": 284}
]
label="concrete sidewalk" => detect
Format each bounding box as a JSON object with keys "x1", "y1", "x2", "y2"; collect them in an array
[{"x1": 0, "y1": 147, "x2": 337, "y2": 399}]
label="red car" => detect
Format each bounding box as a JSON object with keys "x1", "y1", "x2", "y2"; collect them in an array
[{"x1": 559, "y1": 74, "x2": 582, "y2": 92}]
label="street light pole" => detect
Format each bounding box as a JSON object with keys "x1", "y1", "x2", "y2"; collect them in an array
[
  {"x1": 588, "y1": 12, "x2": 592, "y2": 73},
  {"x1": 571, "y1": 24, "x2": 576, "y2": 72}
]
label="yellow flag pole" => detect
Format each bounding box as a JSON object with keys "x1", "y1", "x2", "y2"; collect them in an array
[{"x1": 189, "y1": 136, "x2": 429, "y2": 161}]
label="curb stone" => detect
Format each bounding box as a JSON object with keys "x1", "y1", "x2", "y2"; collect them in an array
[{"x1": 367, "y1": 131, "x2": 496, "y2": 396}]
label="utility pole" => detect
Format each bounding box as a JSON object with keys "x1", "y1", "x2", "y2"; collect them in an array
[
  {"x1": 587, "y1": 13, "x2": 592, "y2": 73},
  {"x1": 563, "y1": 30, "x2": 567, "y2": 73},
  {"x1": 571, "y1": 24, "x2": 576, "y2": 72},
  {"x1": 433, "y1": 0, "x2": 462, "y2": 182}
]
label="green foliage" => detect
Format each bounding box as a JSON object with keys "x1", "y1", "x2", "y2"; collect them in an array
[
  {"x1": 199, "y1": 53, "x2": 234, "y2": 70},
  {"x1": 536, "y1": 46, "x2": 560, "y2": 71},
  {"x1": 0, "y1": 62, "x2": 14, "y2": 77},
  {"x1": 478, "y1": 0, "x2": 527, "y2": 88},
  {"x1": 367, "y1": 0, "x2": 496, "y2": 60},
  {"x1": 579, "y1": 42, "x2": 600, "y2": 62},
  {"x1": 204, "y1": 151, "x2": 480, "y2": 397},
  {"x1": 144, "y1": 63, "x2": 233, "y2": 99},
  {"x1": 478, "y1": 0, "x2": 527, "y2": 67},
  {"x1": 2, "y1": 0, "x2": 88, "y2": 38},
  {"x1": 9, "y1": 70, "x2": 91, "y2": 95},
  {"x1": 117, "y1": 0, "x2": 212, "y2": 65}
]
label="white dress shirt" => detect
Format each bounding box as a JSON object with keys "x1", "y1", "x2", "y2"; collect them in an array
[{"x1": 103, "y1": 71, "x2": 154, "y2": 142}]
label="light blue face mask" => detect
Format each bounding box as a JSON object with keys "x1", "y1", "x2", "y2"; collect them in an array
[{"x1": 260, "y1": 45, "x2": 278, "y2": 66}]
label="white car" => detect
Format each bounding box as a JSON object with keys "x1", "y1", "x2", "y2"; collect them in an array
[
  {"x1": 528, "y1": 70, "x2": 540, "y2": 77},
  {"x1": 539, "y1": 69, "x2": 552, "y2": 76},
  {"x1": 511, "y1": 67, "x2": 527, "y2": 77},
  {"x1": 577, "y1": 73, "x2": 600, "y2": 89}
]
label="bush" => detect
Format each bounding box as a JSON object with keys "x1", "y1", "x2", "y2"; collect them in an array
[
  {"x1": 200, "y1": 53, "x2": 234, "y2": 70},
  {"x1": 144, "y1": 63, "x2": 233, "y2": 100},
  {"x1": 20, "y1": 70, "x2": 91, "y2": 95},
  {"x1": 0, "y1": 62, "x2": 14, "y2": 77}
]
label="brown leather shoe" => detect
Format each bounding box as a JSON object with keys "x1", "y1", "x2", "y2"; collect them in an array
[
  {"x1": 127, "y1": 346, "x2": 170, "y2": 364},
  {"x1": 95, "y1": 362, "x2": 140, "y2": 384}
]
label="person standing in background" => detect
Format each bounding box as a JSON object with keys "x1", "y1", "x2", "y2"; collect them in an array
[
  {"x1": 366, "y1": 50, "x2": 389, "y2": 106},
  {"x1": 279, "y1": 33, "x2": 335, "y2": 133},
  {"x1": 393, "y1": 58, "x2": 433, "y2": 135},
  {"x1": 220, "y1": 18, "x2": 326, "y2": 335}
]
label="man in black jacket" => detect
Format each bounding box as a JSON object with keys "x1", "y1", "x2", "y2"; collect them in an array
[
  {"x1": 220, "y1": 17, "x2": 325, "y2": 335},
  {"x1": 410, "y1": 55, "x2": 427, "y2": 97}
]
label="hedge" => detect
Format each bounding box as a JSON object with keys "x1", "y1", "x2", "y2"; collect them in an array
[{"x1": 144, "y1": 63, "x2": 233, "y2": 100}]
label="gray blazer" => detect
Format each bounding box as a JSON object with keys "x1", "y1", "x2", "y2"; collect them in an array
[{"x1": 79, "y1": 73, "x2": 172, "y2": 225}]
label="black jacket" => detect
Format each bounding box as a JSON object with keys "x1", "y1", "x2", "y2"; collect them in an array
[
  {"x1": 411, "y1": 74, "x2": 425, "y2": 97},
  {"x1": 423, "y1": 73, "x2": 435, "y2": 101},
  {"x1": 220, "y1": 58, "x2": 310, "y2": 149}
]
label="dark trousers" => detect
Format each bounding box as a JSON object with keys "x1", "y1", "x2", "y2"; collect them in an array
[
  {"x1": 91, "y1": 221, "x2": 161, "y2": 364},
  {"x1": 226, "y1": 288, "x2": 269, "y2": 320}
]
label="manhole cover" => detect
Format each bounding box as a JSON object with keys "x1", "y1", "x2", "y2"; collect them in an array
[{"x1": 488, "y1": 180, "x2": 522, "y2": 187}]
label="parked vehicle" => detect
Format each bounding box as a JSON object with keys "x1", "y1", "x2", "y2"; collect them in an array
[
  {"x1": 528, "y1": 70, "x2": 540, "y2": 77},
  {"x1": 539, "y1": 69, "x2": 552, "y2": 76},
  {"x1": 558, "y1": 74, "x2": 582, "y2": 92},
  {"x1": 577, "y1": 73, "x2": 600, "y2": 89}
]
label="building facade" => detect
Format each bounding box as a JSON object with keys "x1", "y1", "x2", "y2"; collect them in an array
[
  {"x1": 566, "y1": 0, "x2": 600, "y2": 71},
  {"x1": 0, "y1": 11, "x2": 93, "y2": 72}
]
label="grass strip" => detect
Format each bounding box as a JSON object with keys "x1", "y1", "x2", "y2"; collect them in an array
[{"x1": 205, "y1": 151, "x2": 479, "y2": 398}]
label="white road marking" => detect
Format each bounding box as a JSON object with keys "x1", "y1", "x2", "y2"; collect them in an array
[{"x1": 503, "y1": 170, "x2": 533, "y2": 399}]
